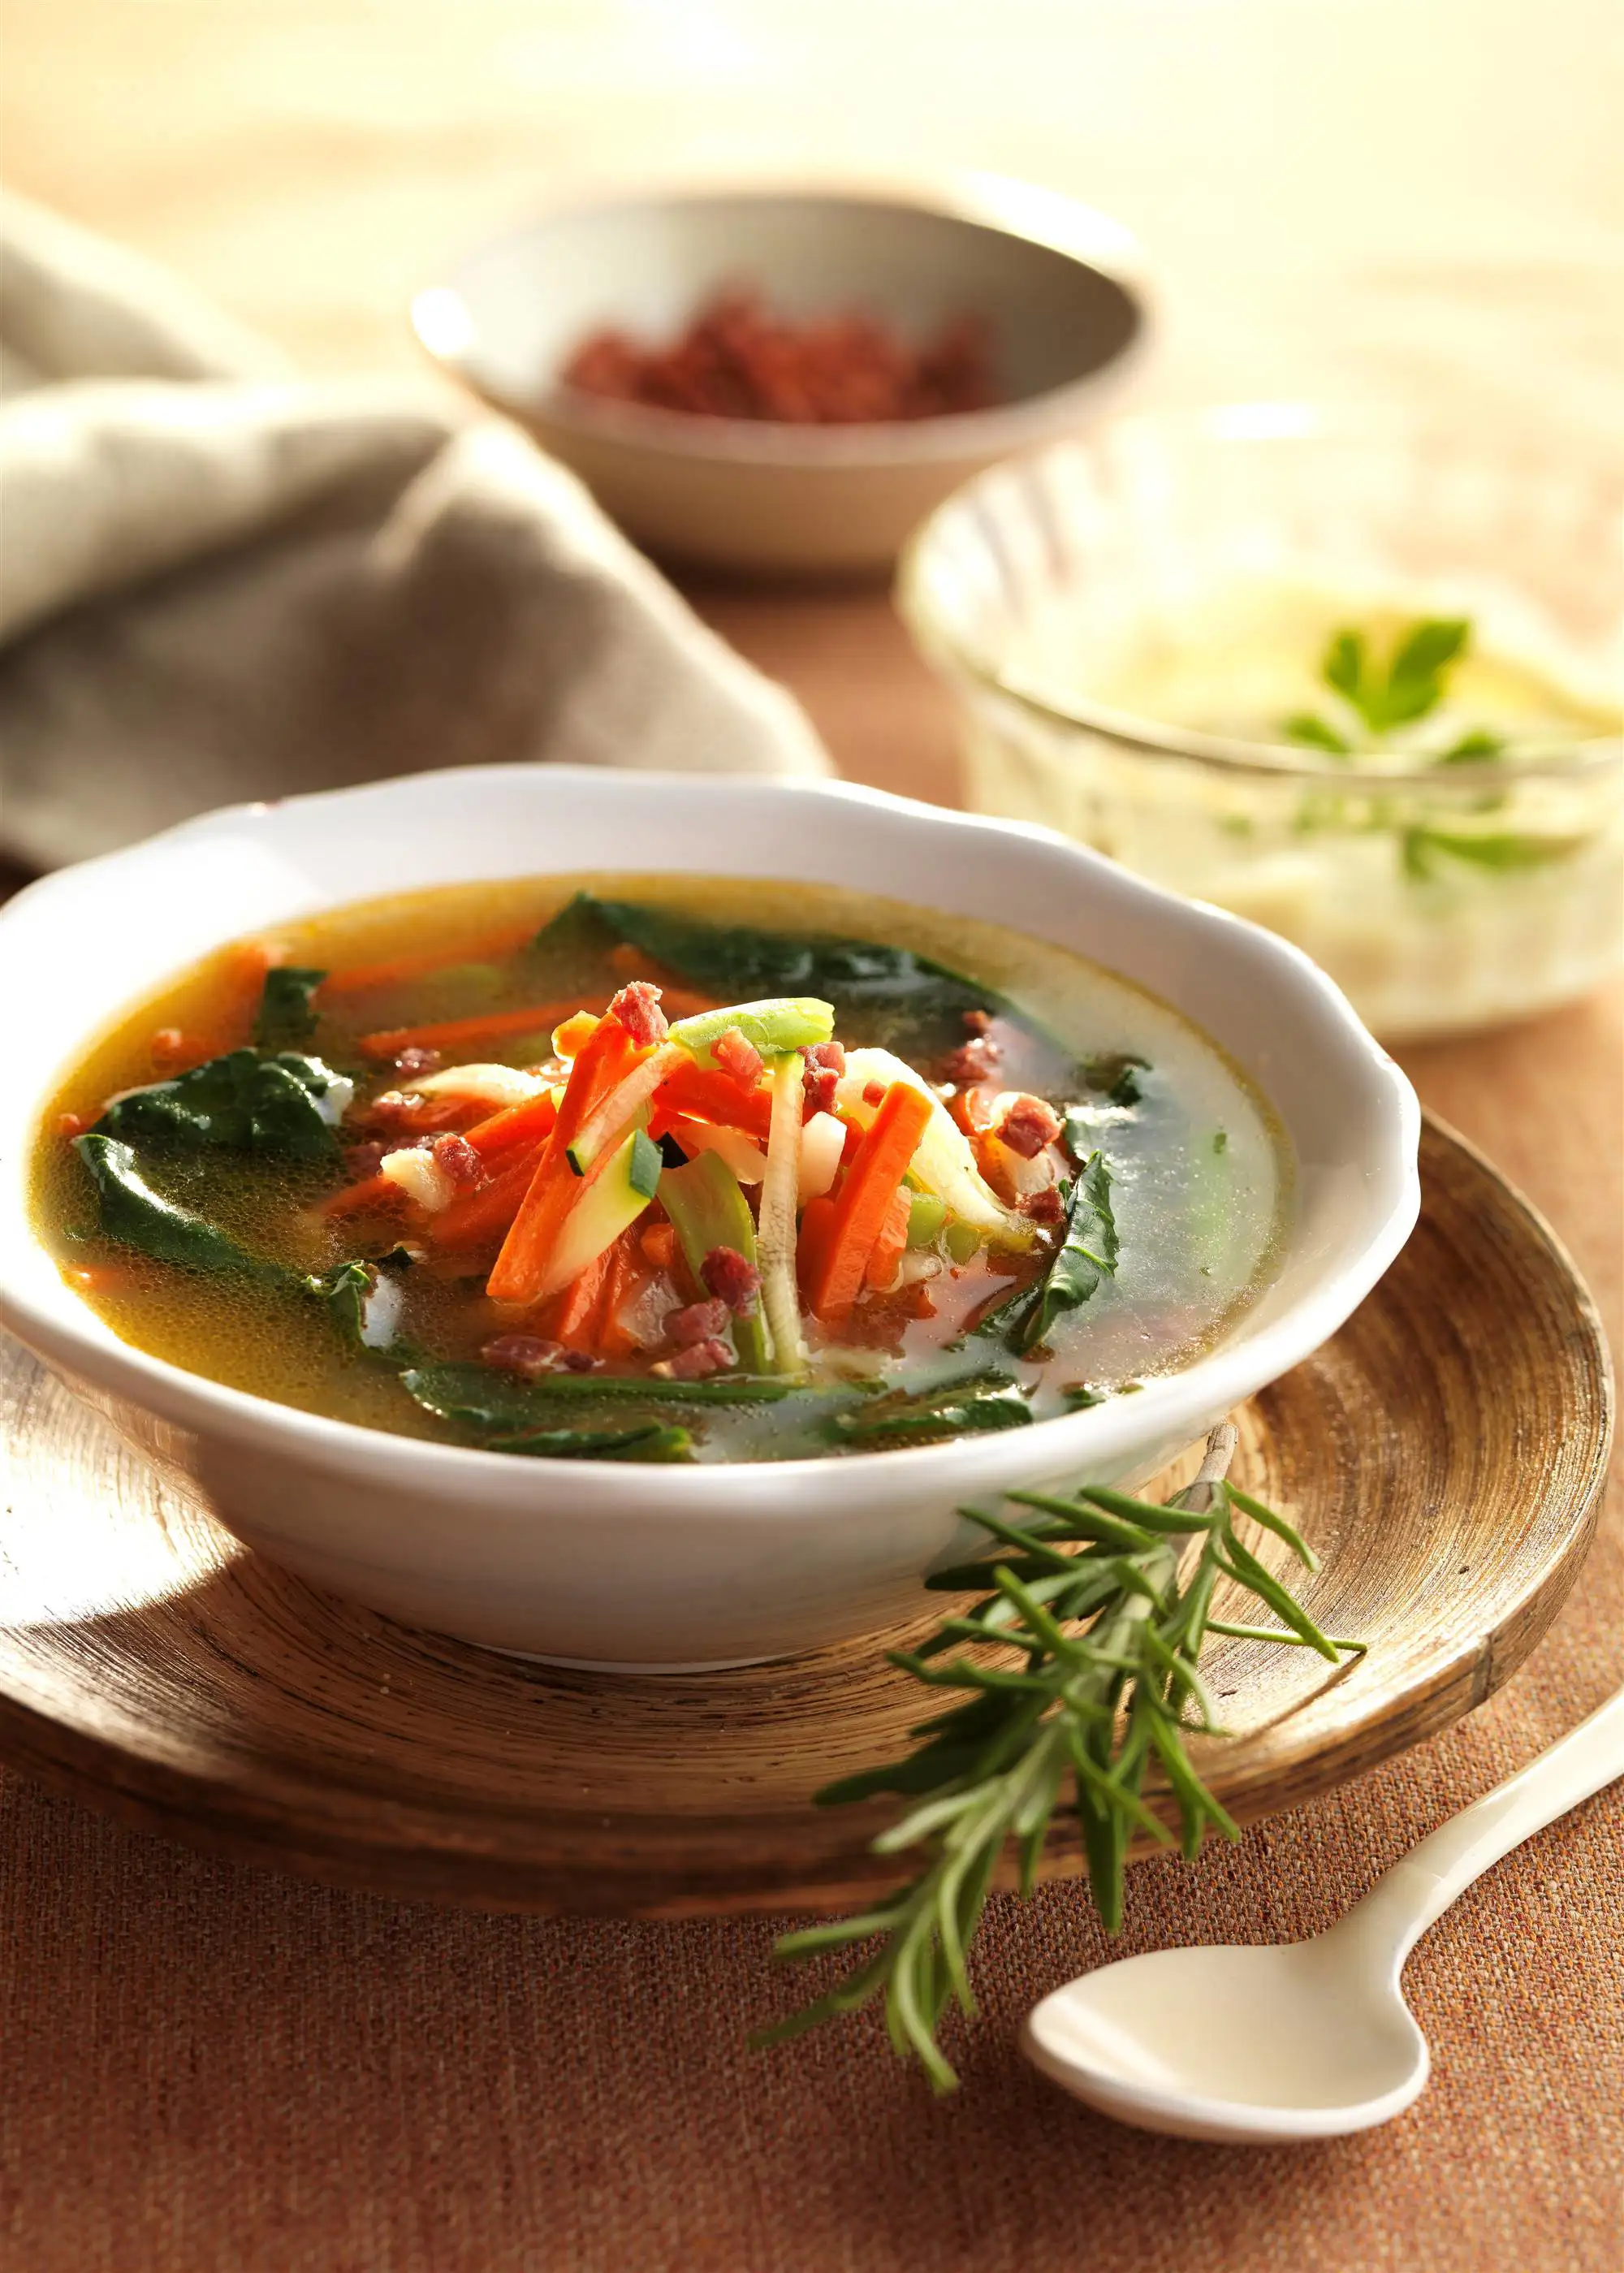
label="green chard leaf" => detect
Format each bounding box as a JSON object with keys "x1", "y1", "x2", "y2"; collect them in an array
[
  {"x1": 96, "y1": 1048, "x2": 349, "y2": 1160},
  {"x1": 978, "y1": 1113, "x2": 1118, "y2": 1357},
  {"x1": 400, "y1": 1361, "x2": 793, "y2": 1437},
  {"x1": 73, "y1": 1134, "x2": 289, "y2": 1282},
  {"x1": 829, "y1": 1374, "x2": 1031, "y2": 1446},
  {"x1": 534, "y1": 893, "x2": 1005, "y2": 1057},
  {"x1": 304, "y1": 1258, "x2": 411, "y2": 1358},
  {"x1": 492, "y1": 1423, "x2": 696, "y2": 1463},
  {"x1": 253, "y1": 966, "x2": 326, "y2": 1050}
]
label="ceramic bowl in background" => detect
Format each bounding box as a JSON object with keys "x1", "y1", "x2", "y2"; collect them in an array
[
  {"x1": 0, "y1": 769, "x2": 1417, "y2": 1667},
  {"x1": 899, "y1": 405, "x2": 1624, "y2": 1041},
  {"x1": 412, "y1": 177, "x2": 1147, "y2": 576}
]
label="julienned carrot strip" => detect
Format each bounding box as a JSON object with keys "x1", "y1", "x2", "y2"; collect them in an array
[
  {"x1": 317, "y1": 930, "x2": 536, "y2": 999},
  {"x1": 462, "y1": 1090, "x2": 559, "y2": 1160},
  {"x1": 427, "y1": 1143, "x2": 547, "y2": 1250},
  {"x1": 646, "y1": 1062, "x2": 773, "y2": 1143},
  {"x1": 799, "y1": 1082, "x2": 933, "y2": 1324},
  {"x1": 357, "y1": 996, "x2": 605, "y2": 1063},
  {"x1": 552, "y1": 1244, "x2": 614, "y2": 1344},
  {"x1": 318, "y1": 1171, "x2": 406, "y2": 1219},
  {"x1": 485, "y1": 1019, "x2": 641, "y2": 1303},
  {"x1": 864, "y1": 1185, "x2": 913, "y2": 1293},
  {"x1": 594, "y1": 1235, "x2": 642, "y2": 1357}
]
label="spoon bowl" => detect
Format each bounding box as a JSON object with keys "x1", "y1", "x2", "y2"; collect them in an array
[
  {"x1": 1024, "y1": 1938, "x2": 1428, "y2": 2144},
  {"x1": 1022, "y1": 1682, "x2": 1623, "y2": 2144}
]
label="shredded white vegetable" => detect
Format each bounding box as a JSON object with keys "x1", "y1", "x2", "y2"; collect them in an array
[
  {"x1": 756, "y1": 1053, "x2": 807, "y2": 1375},
  {"x1": 379, "y1": 1147, "x2": 456, "y2": 1213},
  {"x1": 670, "y1": 1117, "x2": 767, "y2": 1184},
  {"x1": 797, "y1": 1109, "x2": 846, "y2": 1205},
  {"x1": 404, "y1": 1063, "x2": 549, "y2": 1108},
  {"x1": 832, "y1": 1049, "x2": 1033, "y2": 1247}
]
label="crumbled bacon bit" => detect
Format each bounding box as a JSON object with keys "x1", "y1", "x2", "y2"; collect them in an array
[
  {"x1": 667, "y1": 1298, "x2": 731, "y2": 1347},
  {"x1": 430, "y1": 1132, "x2": 483, "y2": 1188},
  {"x1": 997, "y1": 1094, "x2": 1063, "y2": 1160},
  {"x1": 562, "y1": 1350, "x2": 600, "y2": 1372},
  {"x1": 943, "y1": 1034, "x2": 1002, "y2": 1084},
  {"x1": 607, "y1": 979, "x2": 668, "y2": 1048},
  {"x1": 665, "y1": 1337, "x2": 733, "y2": 1380},
  {"x1": 1021, "y1": 1186, "x2": 1066, "y2": 1226},
  {"x1": 862, "y1": 1080, "x2": 886, "y2": 1107},
  {"x1": 481, "y1": 1333, "x2": 565, "y2": 1380},
  {"x1": 391, "y1": 1046, "x2": 442, "y2": 1079},
  {"x1": 701, "y1": 1245, "x2": 762, "y2": 1316},
  {"x1": 360, "y1": 1091, "x2": 464, "y2": 1137},
  {"x1": 712, "y1": 1026, "x2": 765, "y2": 1089},
  {"x1": 801, "y1": 1039, "x2": 846, "y2": 1117}
]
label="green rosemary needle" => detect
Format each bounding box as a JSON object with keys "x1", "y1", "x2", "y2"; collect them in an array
[{"x1": 753, "y1": 1423, "x2": 1358, "y2": 2093}]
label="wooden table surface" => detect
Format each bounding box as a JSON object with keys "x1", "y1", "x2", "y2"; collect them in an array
[{"x1": 1, "y1": 6, "x2": 1620, "y2": 2271}]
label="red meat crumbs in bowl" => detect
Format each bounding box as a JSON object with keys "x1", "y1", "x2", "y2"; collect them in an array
[{"x1": 561, "y1": 290, "x2": 1000, "y2": 426}]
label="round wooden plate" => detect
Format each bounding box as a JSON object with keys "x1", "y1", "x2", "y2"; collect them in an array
[{"x1": 0, "y1": 1117, "x2": 1610, "y2": 1917}]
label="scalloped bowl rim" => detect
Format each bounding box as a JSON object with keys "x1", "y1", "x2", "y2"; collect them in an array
[{"x1": 0, "y1": 768, "x2": 1420, "y2": 1531}]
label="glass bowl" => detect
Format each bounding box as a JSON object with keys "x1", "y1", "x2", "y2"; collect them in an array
[{"x1": 898, "y1": 406, "x2": 1623, "y2": 1040}]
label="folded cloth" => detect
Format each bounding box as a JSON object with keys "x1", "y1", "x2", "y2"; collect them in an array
[{"x1": 0, "y1": 192, "x2": 830, "y2": 871}]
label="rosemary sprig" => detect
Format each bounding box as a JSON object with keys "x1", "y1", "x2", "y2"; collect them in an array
[{"x1": 753, "y1": 1424, "x2": 1358, "y2": 2092}]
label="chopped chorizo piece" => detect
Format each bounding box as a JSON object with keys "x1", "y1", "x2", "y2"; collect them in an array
[
  {"x1": 862, "y1": 1080, "x2": 886, "y2": 1107},
  {"x1": 665, "y1": 1336, "x2": 733, "y2": 1381},
  {"x1": 701, "y1": 1244, "x2": 762, "y2": 1316},
  {"x1": 1020, "y1": 1186, "x2": 1066, "y2": 1226},
  {"x1": 481, "y1": 1333, "x2": 565, "y2": 1380},
  {"x1": 997, "y1": 1094, "x2": 1063, "y2": 1160},
  {"x1": 667, "y1": 1298, "x2": 731, "y2": 1347},
  {"x1": 801, "y1": 1039, "x2": 846, "y2": 1117},
  {"x1": 392, "y1": 1045, "x2": 443, "y2": 1079},
  {"x1": 711, "y1": 1026, "x2": 765, "y2": 1090},
  {"x1": 430, "y1": 1132, "x2": 484, "y2": 1189},
  {"x1": 607, "y1": 979, "x2": 668, "y2": 1048}
]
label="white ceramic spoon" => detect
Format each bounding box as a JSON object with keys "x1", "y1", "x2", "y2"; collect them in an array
[{"x1": 1023, "y1": 1684, "x2": 1624, "y2": 2143}]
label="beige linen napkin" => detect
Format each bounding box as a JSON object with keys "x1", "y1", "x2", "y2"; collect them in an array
[{"x1": 0, "y1": 192, "x2": 830, "y2": 871}]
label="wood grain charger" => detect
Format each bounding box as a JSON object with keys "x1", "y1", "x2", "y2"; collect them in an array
[{"x1": 0, "y1": 1117, "x2": 1610, "y2": 1918}]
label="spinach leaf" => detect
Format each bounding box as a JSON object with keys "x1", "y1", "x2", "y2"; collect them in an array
[
  {"x1": 829, "y1": 1372, "x2": 1032, "y2": 1445},
  {"x1": 96, "y1": 1048, "x2": 348, "y2": 1160},
  {"x1": 253, "y1": 966, "x2": 326, "y2": 1049},
  {"x1": 73, "y1": 1134, "x2": 290, "y2": 1282},
  {"x1": 493, "y1": 1423, "x2": 696, "y2": 1463},
  {"x1": 400, "y1": 1361, "x2": 794, "y2": 1435},
  {"x1": 534, "y1": 893, "x2": 1004, "y2": 1056}
]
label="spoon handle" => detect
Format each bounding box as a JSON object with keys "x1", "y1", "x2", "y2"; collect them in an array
[{"x1": 1341, "y1": 1684, "x2": 1624, "y2": 1971}]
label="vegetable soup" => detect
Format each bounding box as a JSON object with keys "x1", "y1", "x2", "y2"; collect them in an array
[{"x1": 32, "y1": 877, "x2": 1288, "y2": 1463}]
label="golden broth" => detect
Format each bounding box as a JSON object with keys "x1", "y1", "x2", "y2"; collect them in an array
[{"x1": 32, "y1": 875, "x2": 1289, "y2": 1462}]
